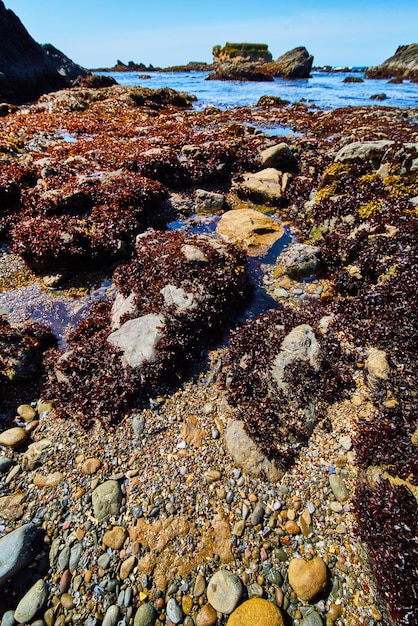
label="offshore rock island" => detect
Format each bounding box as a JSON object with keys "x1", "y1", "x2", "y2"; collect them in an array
[{"x1": 0, "y1": 4, "x2": 417, "y2": 626}]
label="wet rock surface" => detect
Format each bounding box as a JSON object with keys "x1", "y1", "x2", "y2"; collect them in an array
[{"x1": 0, "y1": 84, "x2": 417, "y2": 626}]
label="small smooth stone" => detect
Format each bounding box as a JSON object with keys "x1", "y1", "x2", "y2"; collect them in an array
[
  {"x1": 207, "y1": 570, "x2": 244, "y2": 614},
  {"x1": 81, "y1": 458, "x2": 102, "y2": 475},
  {"x1": 166, "y1": 598, "x2": 183, "y2": 624},
  {"x1": 120, "y1": 555, "x2": 136, "y2": 579},
  {"x1": 132, "y1": 414, "x2": 145, "y2": 436},
  {"x1": 193, "y1": 572, "x2": 206, "y2": 597},
  {"x1": 327, "y1": 603, "x2": 343, "y2": 620},
  {"x1": 251, "y1": 504, "x2": 265, "y2": 526},
  {"x1": 204, "y1": 469, "x2": 221, "y2": 484},
  {"x1": 329, "y1": 475, "x2": 350, "y2": 502},
  {"x1": 0, "y1": 427, "x2": 28, "y2": 450},
  {"x1": 232, "y1": 519, "x2": 245, "y2": 537},
  {"x1": 33, "y1": 472, "x2": 64, "y2": 487},
  {"x1": 329, "y1": 501, "x2": 343, "y2": 513},
  {"x1": 17, "y1": 404, "x2": 37, "y2": 422},
  {"x1": 226, "y1": 598, "x2": 285, "y2": 626},
  {"x1": 98, "y1": 553, "x2": 111, "y2": 569},
  {"x1": 247, "y1": 582, "x2": 264, "y2": 598},
  {"x1": 288, "y1": 557, "x2": 328, "y2": 602},
  {"x1": 102, "y1": 605, "x2": 120, "y2": 626},
  {"x1": 14, "y1": 579, "x2": 48, "y2": 624},
  {"x1": 196, "y1": 603, "x2": 217, "y2": 626},
  {"x1": 69, "y1": 543, "x2": 83, "y2": 572},
  {"x1": 182, "y1": 595, "x2": 193, "y2": 615},
  {"x1": 59, "y1": 569, "x2": 71, "y2": 593},
  {"x1": 92, "y1": 480, "x2": 122, "y2": 522},
  {"x1": 133, "y1": 603, "x2": 156, "y2": 626},
  {"x1": 1, "y1": 610, "x2": 16, "y2": 626},
  {"x1": 61, "y1": 593, "x2": 74, "y2": 609},
  {"x1": 0, "y1": 456, "x2": 14, "y2": 473},
  {"x1": 267, "y1": 568, "x2": 283, "y2": 586},
  {"x1": 284, "y1": 520, "x2": 300, "y2": 535},
  {"x1": 275, "y1": 587, "x2": 284, "y2": 607},
  {"x1": 103, "y1": 526, "x2": 128, "y2": 550},
  {"x1": 301, "y1": 610, "x2": 324, "y2": 626}
]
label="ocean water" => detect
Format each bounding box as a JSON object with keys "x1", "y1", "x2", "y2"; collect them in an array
[{"x1": 96, "y1": 69, "x2": 418, "y2": 110}]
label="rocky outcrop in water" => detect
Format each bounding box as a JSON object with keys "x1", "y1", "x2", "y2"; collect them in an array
[
  {"x1": 365, "y1": 43, "x2": 418, "y2": 81},
  {"x1": 265, "y1": 46, "x2": 314, "y2": 78},
  {"x1": 213, "y1": 43, "x2": 272, "y2": 65},
  {"x1": 0, "y1": 1, "x2": 87, "y2": 104}
]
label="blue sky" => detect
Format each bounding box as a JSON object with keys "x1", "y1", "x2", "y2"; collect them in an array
[{"x1": 5, "y1": 0, "x2": 418, "y2": 69}]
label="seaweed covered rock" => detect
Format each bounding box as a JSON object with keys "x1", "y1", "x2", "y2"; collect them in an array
[
  {"x1": 11, "y1": 171, "x2": 168, "y2": 270},
  {"x1": 220, "y1": 308, "x2": 353, "y2": 472},
  {"x1": 44, "y1": 230, "x2": 250, "y2": 426}
]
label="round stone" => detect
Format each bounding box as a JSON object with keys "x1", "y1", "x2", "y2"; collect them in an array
[
  {"x1": 133, "y1": 602, "x2": 157, "y2": 626},
  {"x1": 17, "y1": 404, "x2": 37, "y2": 422},
  {"x1": 102, "y1": 605, "x2": 120, "y2": 626},
  {"x1": 0, "y1": 427, "x2": 28, "y2": 450},
  {"x1": 166, "y1": 598, "x2": 183, "y2": 624},
  {"x1": 196, "y1": 603, "x2": 218, "y2": 626},
  {"x1": 14, "y1": 579, "x2": 48, "y2": 623},
  {"x1": 329, "y1": 475, "x2": 350, "y2": 502},
  {"x1": 226, "y1": 598, "x2": 285, "y2": 625},
  {"x1": 103, "y1": 526, "x2": 128, "y2": 550},
  {"x1": 81, "y1": 457, "x2": 102, "y2": 475},
  {"x1": 288, "y1": 557, "x2": 328, "y2": 602},
  {"x1": 207, "y1": 569, "x2": 244, "y2": 614}
]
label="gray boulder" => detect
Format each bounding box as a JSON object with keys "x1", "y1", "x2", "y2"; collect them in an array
[
  {"x1": 270, "y1": 46, "x2": 313, "y2": 78},
  {"x1": 225, "y1": 419, "x2": 283, "y2": 481},
  {"x1": 107, "y1": 313, "x2": 166, "y2": 368},
  {"x1": 0, "y1": 523, "x2": 42, "y2": 588},
  {"x1": 277, "y1": 243, "x2": 322, "y2": 279}
]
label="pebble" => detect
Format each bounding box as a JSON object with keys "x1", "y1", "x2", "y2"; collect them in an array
[
  {"x1": 226, "y1": 598, "x2": 285, "y2": 626},
  {"x1": 288, "y1": 557, "x2": 328, "y2": 602},
  {"x1": 0, "y1": 427, "x2": 28, "y2": 449},
  {"x1": 102, "y1": 605, "x2": 120, "y2": 626},
  {"x1": 0, "y1": 456, "x2": 14, "y2": 473},
  {"x1": 251, "y1": 503, "x2": 265, "y2": 526},
  {"x1": 196, "y1": 603, "x2": 217, "y2": 626},
  {"x1": 193, "y1": 572, "x2": 206, "y2": 597},
  {"x1": 1, "y1": 611, "x2": 16, "y2": 626},
  {"x1": 81, "y1": 457, "x2": 102, "y2": 474},
  {"x1": 133, "y1": 602, "x2": 157, "y2": 626},
  {"x1": 92, "y1": 480, "x2": 122, "y2": 521},
  {"x1": 103, "y1": 526, "x2": 128, "y2": 550},
  {"x1": 300, "y1": 610, "x2": 324, "y2": 626},
  {"x1": 14, "y1": 579, "x2": 48, "y2": 624},
  {"x1": 207, "y1": 570, "x2": 244, "y2": 614},
  {"x1": 0, "y1": 522, "x2": 41, "y2": 586},
  {"x1": 166, "y1": 598, "x2": 183, "y2": 623},
  {"x1": 17, "y1": 404, "x2": 37, "y2": 422},
  {"x1": 329, "y1": 475, "x2": 350, "y2": 502},
  {"x1": 204, "y1": 469, "x2": 221, "y2": 483}
]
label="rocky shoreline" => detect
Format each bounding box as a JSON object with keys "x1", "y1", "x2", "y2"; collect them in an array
[{"x1": 0, "y1": 86, "x2": 417, "y2": 626}]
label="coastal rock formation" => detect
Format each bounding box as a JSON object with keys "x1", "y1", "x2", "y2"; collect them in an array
[
  {"x1": 208, "y1": 42, "x2": 274, "y2": 81},
  {"x1": 365, "y1": 43, "x2": 418, "y2": 81},
  {"x1": 0, "y1": 1, "x2": 87, "y2": 103},
  {"x1": 206, "y1": 63, "x2": 273, "y2": 82},
  {"x1": 265, "y1": 46, "x2": 314, "y2": 78},
  {"x1": 213, "y1": 42, "x2": 272, "y2": 65}
]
